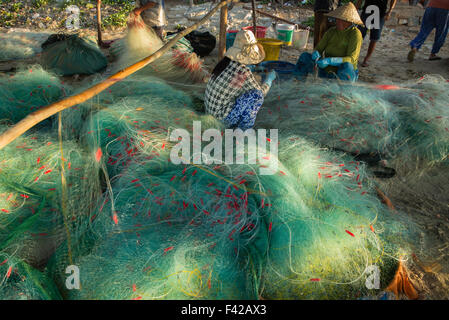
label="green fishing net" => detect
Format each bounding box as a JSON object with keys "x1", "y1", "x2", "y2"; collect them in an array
[
  {"x1": 0, "y1": 32, "x2": 50, "y2": 61},
  {"x1": 1, "y1": 27, "x2": 447, "y2": 300},
  {"x1": 40, "y1": 34, "x2": 108, "y2": 76},
  {"x1": 0, "y1": 65, "x2": 67, "y2": 124},
  {"x1": 256, "y1": 77, "x2": 449, "y2": 168}
]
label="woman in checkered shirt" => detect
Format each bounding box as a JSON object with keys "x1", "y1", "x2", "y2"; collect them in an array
[{"x1": 205, "y1": 30, "x2": 276, "y2": 130}]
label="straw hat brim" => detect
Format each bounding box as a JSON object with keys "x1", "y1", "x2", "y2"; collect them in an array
[
  {"x1": 225, "y1": 43, "x2": 265, "y2": 65},
  {"x1": 325, "y1": 3, "x2": 364, "y2": 26}
]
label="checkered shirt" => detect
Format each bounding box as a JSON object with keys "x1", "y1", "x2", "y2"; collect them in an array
[{"x1": 205, "y1": 60, "x2": 269, "y2": 120}]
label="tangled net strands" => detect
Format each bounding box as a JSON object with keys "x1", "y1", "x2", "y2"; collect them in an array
[
  {"x1": 258, "y1": 138, "x2": 417, "y2": 299},
  {"x1": 257, "y1": 79, "x2": 400, "y2": 158},
  {"x1": 2, "y1": 14, "x2": 446, "y2": 298},
  {"x1": 0, "y1": 64, "x2": 434, "y2": 299},
  {"x1": 109, "y1": 13, "x2": 209, "y2": 84},
  {"x1": 256, "y1": 77, "x2": 449, "y2": 168},
  {"x1": 379, "y1": 75, "x2": 449, "y2": 167},
  {"x1": 0, "y1": 65, "x2": 68, "y2": 125},
  {"x1": 0, "y1": 32, "x2": 50, "y2": 62},
  {"x1": 45, "y1": 131, "x2": 419, "y2": 299},
  {"x1": 44, "y1": 71, "x2": 420, "y2": 298},
  {"x1": 75, "y1": 75, "x2": 220, "y2": 178},
  {"x1": 40, "y1": 34, "x2": 108, "y2": 76},
  {"x1": 0, "y1": 63, "x2": 426, "y2": 299},
  {"x1": 0, "y1": 124, "x2": 101, "y2": 281},
  {"x1": 0, "y1": 257, "x2": 62, "y2": 300},
  {"x1": 49, "y1": 160, "x2": 262, "y2": 299}
]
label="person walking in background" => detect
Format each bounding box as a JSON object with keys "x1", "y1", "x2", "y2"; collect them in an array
[
  {"x1": 314, "y1": 0, "x2": 341, "y2": 47},
  {"x1": 408, "y1": 0, "x2": 449, "y2": 61},
  {"x1": 356, "y1": 0, "x2": 397, "y2": 67},
  {"x1": 136, "y1": 0, "x2": 167, "y2": 39}
]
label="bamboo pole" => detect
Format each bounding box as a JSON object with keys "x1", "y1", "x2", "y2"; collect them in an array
[
  {"x1": 96, "y1": 0, "x2": 103, "y2": 47},
  {"x1": 251, "y1": 0, "x2": 257, "y2": 36},
  {"x1": 0, "y1": 0, "x2": 234, "y2": 151},
  {"x1": 218, "y1": 3, "x2": 228, "y2": 60}
]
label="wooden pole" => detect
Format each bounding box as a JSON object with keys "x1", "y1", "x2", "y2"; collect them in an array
[
  {"x1": 96, "y1": 0, "x2": 103, "y2": 47},
  {"x1": 243, "y1": 5, "x2": 312, "y2": 31},
  {"x1": 0, "y1": 0, "x2": 234, "y2": 151},
  {"x1": 218, "y1": 3, "x2": 228, "y2": 60},
  {"x1": 251, "y1": 0, "x2": 257, "y2": 36}
]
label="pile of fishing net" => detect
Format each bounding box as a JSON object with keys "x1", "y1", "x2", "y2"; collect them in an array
[
  {"x1": 46, "y1": 130, "x2": 417, "y2": 299},
  {"x1": 8, "y1": 75, "x2": 411, "y2": 300},
  {"x1": 0, "y1": 122, "x2": 101, "y2": 262},
  {"x1": 380, "y1": 75, "x2": 449, "y2": 166},
  {"x1": 256, "y1": 76, "x2": 449, "y2": 168},
  {"x1": 0, "y1": 66, "x2": 435, "y2": 300},
  {"x1": 0, "y1": 65, "x2": 67, "y2": 124},
  {"x1": 0, "y1": 109, "x2": 102, "y2": 298},
  {"x1": 0, "y1": 257, "x2": 62, "y2": 300},
  {"x1": 0, "y1": 32, "x2": 50, "y2": 61},
  {"x1": 40, "y1": 34, "x2": 108, "y2": 76},
  {"x1": 109, "y1": 13, "x2": 209, "y2": 84}
]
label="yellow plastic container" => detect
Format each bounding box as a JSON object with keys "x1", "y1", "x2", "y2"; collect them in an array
[{"x1": 257, "y1": 38, "x2": 283, "y2": 61}]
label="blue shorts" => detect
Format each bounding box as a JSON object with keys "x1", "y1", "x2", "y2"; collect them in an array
[{"x1": 359, "y1": 12, "x2": 386, "y2": 41}]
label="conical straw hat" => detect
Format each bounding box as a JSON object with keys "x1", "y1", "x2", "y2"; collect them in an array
[
  {"x1": 325, "y1": 2, "x2": 364, "y2": 26},
  {"x1": 225, "y1": 29, "x2": 265, "y2": 65}
]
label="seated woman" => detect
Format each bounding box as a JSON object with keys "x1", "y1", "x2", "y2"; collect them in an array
[
  {"x1": 205, "y1": 30, "x2": 276, "y2": 130},
  {"x1": 294, "y1": 2, "x2": 363, "y2": 82}
]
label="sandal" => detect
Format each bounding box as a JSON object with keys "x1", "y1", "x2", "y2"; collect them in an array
[
  {"x1": 407, "y1": 49, "x2": 416, "y2": 62},
  {"x1": 429, "y1": 55, "x2": 442, "y2": 61}
]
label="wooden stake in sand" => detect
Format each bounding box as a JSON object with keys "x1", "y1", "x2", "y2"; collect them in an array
[
  {"x1": 218, "y1": 3, "x2": 228, "y2": 60},
  {"x1": 251, "y1": 0, "x2": 257, "y2": 37},
  {"x1": 96, "y1": 0, "x2": 103, "y2": 47},
  {"x1": 0, "y1": 0, "x2": 235, "y2": 151}
]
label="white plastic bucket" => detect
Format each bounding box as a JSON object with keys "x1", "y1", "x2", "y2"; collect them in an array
[
  {"x1": 276, "y1": 24, "x2": 295, "y2": 46},
  {"x1": 292, "y1": 25, "x2": 310, "y2": 50}
]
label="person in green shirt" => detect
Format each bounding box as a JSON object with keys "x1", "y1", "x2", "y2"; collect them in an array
[{"x1": 294, "y1": 2, "x2": 364, "y2": 82}]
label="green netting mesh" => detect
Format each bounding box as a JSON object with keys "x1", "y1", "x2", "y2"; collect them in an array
[
  {"x1": 0, "y1": 257, "x2": 61, "y2": 300},
  {"x1": 0, "y1": 65, "x2": 67, "y2": 124},
  {"x1": 0, "y1": 32, "x2": 49, "y2": 61},
  {"x1": 256, "y1": 77, "x2": 449, "y2": 168},
  {"x1": 0, "y1": 123, "x2": 101, "y2": 270},
  {"x1": 1, "y1": 49, "x2": 446, "y2": 299},
  {"x1": 40, "y1": 34, "x2": 108, "y2": 76}
]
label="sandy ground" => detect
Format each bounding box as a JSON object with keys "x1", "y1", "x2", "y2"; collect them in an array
[
  {"x1": 376, "y1": 162, "x2": 449, "y2": 300},
  {"x1": 0, "y1": 1, "x2": 448, "y2": 300}
]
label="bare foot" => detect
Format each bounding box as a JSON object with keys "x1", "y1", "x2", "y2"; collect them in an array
[{"x1": 361, "y1": 61, "x2": 369, "y2": 67}]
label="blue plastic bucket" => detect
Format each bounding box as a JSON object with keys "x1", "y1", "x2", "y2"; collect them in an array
[
  {"x1": 258, "y1": 60, "x2": 296, "y2": 80},
  {"x1": 226, "y1": 30, "x2": 238, "y2": 50}
]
